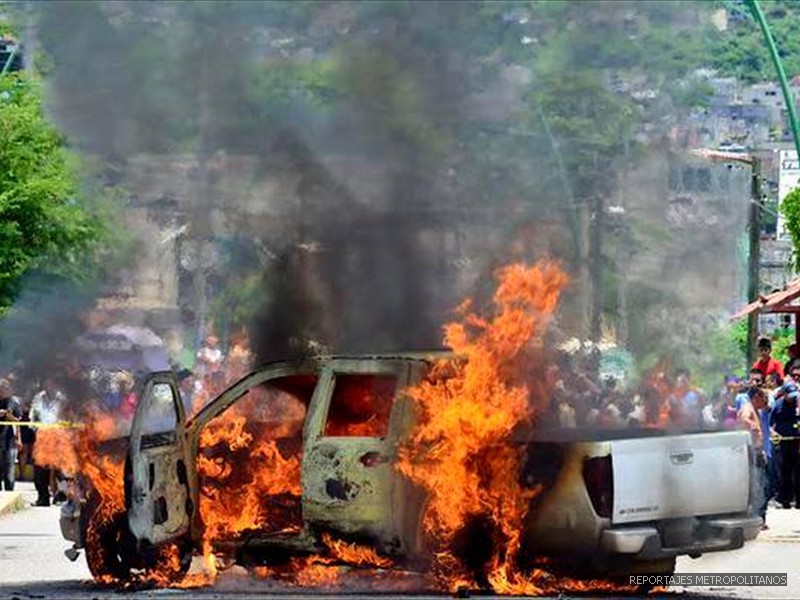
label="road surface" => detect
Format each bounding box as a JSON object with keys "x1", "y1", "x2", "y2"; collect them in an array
[{"x1": 1, "y1": 482, "x2": 797, "y2": 598}]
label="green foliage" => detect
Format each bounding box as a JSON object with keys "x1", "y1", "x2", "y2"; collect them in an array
[
  {"x1": 779, "y1": 187, "x2": 800, "y2": 270},
  {"x1": 709, "y1": 0, "x2": 800, "y2": 83},
  {"x1": 531, "y1": 71, "x2": 634, "y2": 200},
  {"x1": 730, "y1": 318, "x2": 750, "y2": 359},
  {"x1": 668, "y1": 79, "x2": 715, "y2": 108},
  {"x1": 692, "y1": 320, "x2": 748, "y2": 393},
  {"x1": 771, "y1": 326, "x2": 794, "y2": 366},
  {"x1": 0, "y1": 72, "x2": 102, "y2": 313},
  {"x1": 210, "y1": 273, "x2": 263, "y2": 336},
  {"x1": 0, "y1": 22, "x2": 15, "y2": 38}
]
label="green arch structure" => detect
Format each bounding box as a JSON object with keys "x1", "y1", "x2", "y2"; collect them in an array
[{"x1": 745, "y1": 0, "x2": 800, "y2": 158}]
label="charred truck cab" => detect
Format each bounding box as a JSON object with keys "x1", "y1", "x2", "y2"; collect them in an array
[{"x1": 61, "y1": 353, "x2": 761, "y2": 582}]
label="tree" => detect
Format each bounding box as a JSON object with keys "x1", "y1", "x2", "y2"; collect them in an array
[
  {"x1": 531, "y1": 71, "x2": 634, "y2": 201},
  {"x1": 0, "y1": 72, "x2": 102, "y2": 314},
  {"x1": 779, "y1": 186, "x2": 800, "y2": 270}
]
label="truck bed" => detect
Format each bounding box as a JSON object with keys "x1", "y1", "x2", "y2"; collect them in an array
[{"x1": 519, "y1": 427, "x2": 753, "y2": 561}]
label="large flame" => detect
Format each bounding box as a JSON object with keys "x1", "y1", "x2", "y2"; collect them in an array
[
  {"x1": 34, "y1": 414, "x2": 126, "y2": 586},
  {"x1": 396, "y1": 261, "x2": 568, "y2": 591},
  {"x1": 34, "y1": 413, "x2": 124, "y2": 516},
  {"x1": 394, "y1": 261, "x2": 645, "y2": 595},
  {"x1": 194, "y1": 386, "x2": 306, "y2": 577}
]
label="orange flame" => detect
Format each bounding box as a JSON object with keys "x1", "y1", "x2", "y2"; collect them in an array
[
  {"x1": 195, "y1": 387, "x2": 306, "y2": 574},
  {"x1": 35, "y1": 413, "x2": 125, "y2": 518},
  {"x1": 321, "y1": 533, "x2": 392, "y2": 568},
  {"x1": 33, "y1": 428, "x2": 79, "y2": 475},
  {"x1": 397, "y1": 261, "x2": 569, "y2": 590}
]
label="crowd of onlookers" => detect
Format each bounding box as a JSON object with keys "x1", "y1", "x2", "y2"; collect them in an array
[
  {"x1": 542, "y1": 335, "x2": 800, "y2": 530},
  {"x1": 541, "y1": 356, "x2": 711, "y2": 432},
  {"x1": 735, "y1": 336, "x2": 800, "y2": 529},
  {"x1": 0, "y1": 332, "x2": 253, "y2": 505}
]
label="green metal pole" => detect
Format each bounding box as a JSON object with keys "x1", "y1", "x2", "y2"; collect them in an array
[
  {"x1": 746, "y1": 0, "x2": 800, "y2": 158},
  {"x1": 747, "y1": 158, "x2": 762, "y2": 366}
]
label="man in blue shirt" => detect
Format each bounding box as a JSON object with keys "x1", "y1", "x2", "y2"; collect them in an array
[
  {"x1": 770, "y1": 381, "x2": 800, "y2": 508},
  {"x1": 759, "y1": 394, "x2": 776, "y2": 525}
]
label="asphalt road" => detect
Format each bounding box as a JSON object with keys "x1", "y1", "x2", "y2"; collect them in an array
[
  {"x1": 672, "y1": 506, "x2": 800, "y2": 599},
  {"x1": 1, "y1": 482, "x2": 798, "y2": 599}
]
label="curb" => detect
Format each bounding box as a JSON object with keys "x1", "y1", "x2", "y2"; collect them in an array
[{"x1": 0, "y1": 492, "x2": 25, "y2": 517}]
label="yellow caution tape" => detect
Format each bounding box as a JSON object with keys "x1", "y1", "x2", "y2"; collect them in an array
[{"x1": 0, "y1": 420, "x2": 82, "y2": 429}]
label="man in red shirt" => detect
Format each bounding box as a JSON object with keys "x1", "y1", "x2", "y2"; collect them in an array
[{"x1": 753, "y1": 337, "x2": 785, "y2": 381}]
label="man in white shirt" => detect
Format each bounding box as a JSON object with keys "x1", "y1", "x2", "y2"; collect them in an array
[
  {"x1": 196, "y1": 335, "x2": 223, "y2": 377},
  {"x1": 30, "y1": 378, "x2": 64, "y2": 506}
]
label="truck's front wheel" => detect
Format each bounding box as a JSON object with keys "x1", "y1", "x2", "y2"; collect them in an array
[{"x1": 83, "y1": 495, "x2": 133, "y2": 583}]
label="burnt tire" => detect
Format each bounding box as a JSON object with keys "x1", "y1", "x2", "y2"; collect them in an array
[{"x1": 83, "y1": 495, "x2": 132, "y2": 583}]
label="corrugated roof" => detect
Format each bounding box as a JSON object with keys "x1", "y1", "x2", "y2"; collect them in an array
[{"x1": 731, "y1": 278, "x2": 800, "y2": 320}]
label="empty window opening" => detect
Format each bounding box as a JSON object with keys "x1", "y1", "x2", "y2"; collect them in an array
[
  {"x1": 324, "y1": 374, "x2": 396, "y2": 438},
  {"x1": 141, "y1": 382, "x2": 178, "y2": 436}
]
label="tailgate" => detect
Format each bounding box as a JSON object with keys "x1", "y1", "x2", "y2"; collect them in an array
[{"x1": 611, "y1": 431, "x2": 750, "y2": 524}]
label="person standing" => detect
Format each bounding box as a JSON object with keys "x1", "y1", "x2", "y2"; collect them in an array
[
  {"x1": 739, "y1": 387, "x2": 770, "y2": 525},
  {"x1": 670, "y1": 369, "x2": 702, "y2": 429},
  {"x1": 196, "y1": 335, "x2": 223, "y2": 377},
  {"x1": 29, "y1": 378, "x2": 64, "y2": 506},
  {"x1": 177, "y1": 368, "x2": 201, "y2": 417},
  {"x1": 770, "y1": 381, "x2": 800, "y2": 509},
  {"x1": 700, "y1": 393, "x2": 719, "y2": 428},
  {"x1": 758, "y1": 387, "x2": 777, "y2": 527},
  {"x1": 116, "y1": 372, "x2": 137, "y2": 421},
  {"x1": 785, "y1": 343, "x2": 800, "y2": 378},
  {"x1": 735, "y1": 369, "x2": 764, "y2": 411},
  {"x1": 0, "y1": 378, "x2": 21, "y2": 491},
  {"x1": 753, "y1": 337, "x2": 785, "y2": 381},
  {"x1": 226, "y1": 330, "x2": 252, "y2": 383}
]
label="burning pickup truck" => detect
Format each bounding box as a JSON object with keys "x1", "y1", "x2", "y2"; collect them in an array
[
  {"x1": 57, "y1": 264, "x2": 760, "y2": 592},
  {"x1": 59, "y1": 352, "x2": 761, "y2": 590}
]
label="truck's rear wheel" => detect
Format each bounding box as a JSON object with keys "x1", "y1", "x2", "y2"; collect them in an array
[
  {"x1": 552, "y1": 554, "x2": 676, "y2": 580},
  {"x1": 626, "y1": 557, "x2": 676, "y2": 594},
  {"x1": 631, "y1": 557, "x2": 676, "y2": 576}
]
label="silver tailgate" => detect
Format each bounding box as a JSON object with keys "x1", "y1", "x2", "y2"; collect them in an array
[{"x1": 611, "y1": 431, "x2": 750, "y2": 524}]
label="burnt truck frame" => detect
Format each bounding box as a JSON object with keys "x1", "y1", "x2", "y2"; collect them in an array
[{"x1": 61, "y1": 353, "x2": 761, "y2": 581}]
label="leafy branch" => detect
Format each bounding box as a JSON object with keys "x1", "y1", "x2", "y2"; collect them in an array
[{"x1": 779, "y1": 187, "x2": 800, "y2": 271}]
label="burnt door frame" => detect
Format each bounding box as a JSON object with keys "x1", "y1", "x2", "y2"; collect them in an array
[
  {"x1": 301, "y1": 359, "x2": 412, "y2": 545},
  {"x1": 128, "y1": 371, "x2": 191, "y2": 548},
  {"x1": 184, "y1": 361, "x2": 321, "y2": 543}
]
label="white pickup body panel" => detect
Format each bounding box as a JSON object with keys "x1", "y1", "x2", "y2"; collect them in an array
[{"x1": 611, "y1": 431, "x2": 750, "y2": 524}]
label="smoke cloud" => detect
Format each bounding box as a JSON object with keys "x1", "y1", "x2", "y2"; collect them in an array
[
  {"x1": 30, "y1": 1, "x2": 497, "y2": 366},
  {"x1": 15, "y1": 1, "x2": 752, "y2": 395}
]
